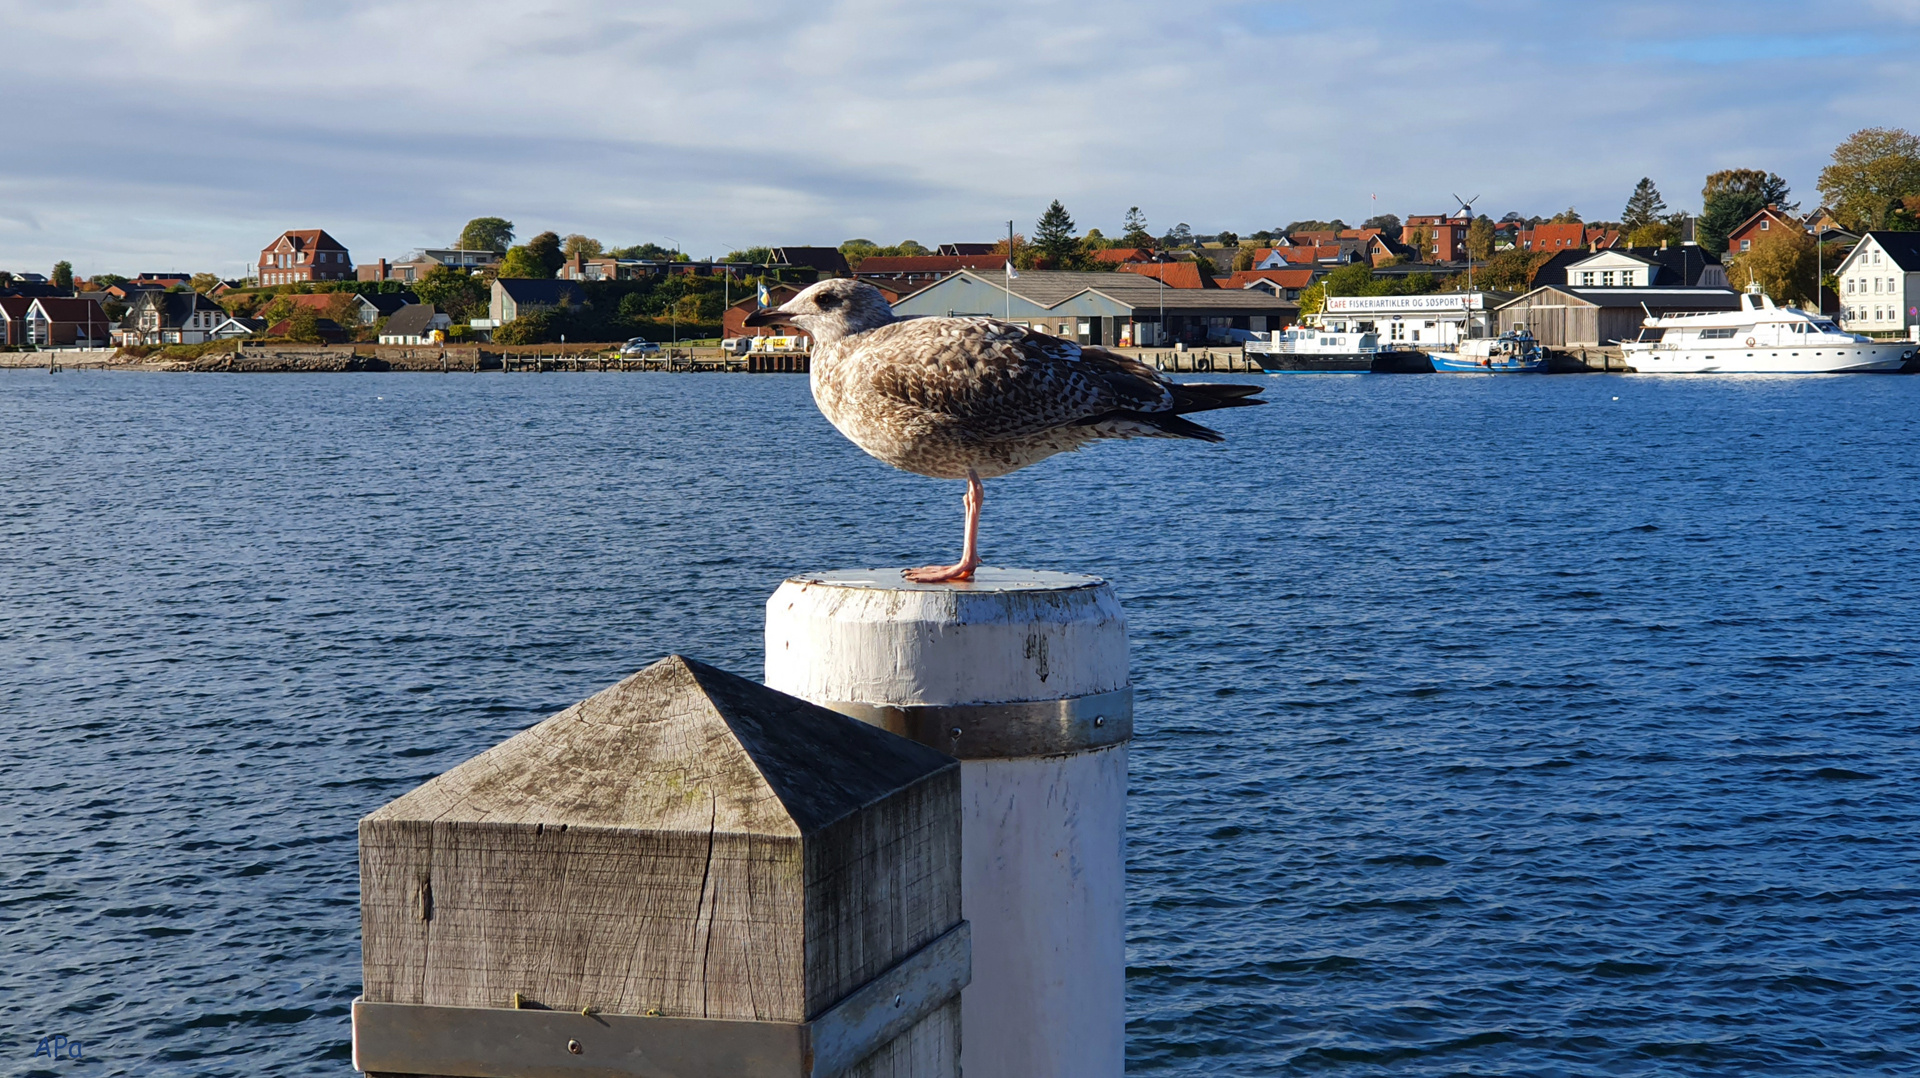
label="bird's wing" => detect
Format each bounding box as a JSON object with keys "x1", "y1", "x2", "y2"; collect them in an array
[{"x1": 843, "y1": 318, "x2": 1175, "y2": 438}]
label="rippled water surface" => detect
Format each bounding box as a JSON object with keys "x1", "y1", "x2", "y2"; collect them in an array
[{"x1": 4, "y1": 370, "x2": 1919, "y2": 1076}]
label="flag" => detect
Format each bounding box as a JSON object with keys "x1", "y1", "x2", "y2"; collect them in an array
[
  {"x1": 1005, "y1": 260, "x2": 1020, "y2": 280},
  {"x1": 756, "y1": 282, "x2": 770, "y2": 307}
]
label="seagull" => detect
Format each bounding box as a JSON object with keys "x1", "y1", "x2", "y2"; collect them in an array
[{"x1": 746, "y1": 278, "x2": 1262, "y2": 582}]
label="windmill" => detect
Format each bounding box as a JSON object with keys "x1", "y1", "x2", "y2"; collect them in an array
[{"x1": 1453, "y1": 193, "x2": 1482, "y2": 323}]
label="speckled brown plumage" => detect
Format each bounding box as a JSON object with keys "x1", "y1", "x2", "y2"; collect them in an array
[{"x1": 754, "y1": 279, "x2": 1263, "y2": 481}]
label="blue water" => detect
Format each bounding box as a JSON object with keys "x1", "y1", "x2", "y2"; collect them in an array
[{"x1": 3, "y1": 370, "x2": 1918, "y2": 1076}]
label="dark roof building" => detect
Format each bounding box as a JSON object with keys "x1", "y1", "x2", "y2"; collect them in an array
[
  {"x1": 768, "y1": 247, "x2": 850, "y2": 275},
  {"x1": 489, "y1": 278, "x2": 588, "y2": 324},
  {"x1": 119, "y1": 289, "x2": 226, "y2": 345},
  {"x1": 889, "y1": 269, "x2": 1297, "y2": 347}
]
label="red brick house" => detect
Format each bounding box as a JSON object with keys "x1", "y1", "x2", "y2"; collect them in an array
[
  {"x1": 1402, "y1": 214, "x2": 1470, "y2": 262},
  {"x1": 258, "y1": 229, "x2": 353, "y2": 286},
  {"x1": 853, "y1": 254, "x2": 1004, "y2": 289},
  {"x1": 1725, "y1": 204, "x2": 1805, "y2": 255},
  {"x1": 25, "y1": 297, "x2": 113, "y2": 347},
  {"x1": 0, "y1": 296, "x2": 31, "y2": 345},
  {"x1": 723, "y1": 284, "x2": 806, "y2": 341}
]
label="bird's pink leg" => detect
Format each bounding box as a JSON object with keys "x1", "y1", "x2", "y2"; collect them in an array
[{"x1": 905, "y1": 469, "x2": 983, "y2": 583}]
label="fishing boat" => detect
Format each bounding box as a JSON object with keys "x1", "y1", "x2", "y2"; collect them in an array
[
  {"x1": 1245, "y1": 326, "x2": 1426, "y2": 373},
  {"x1": 1425, "y1": 329, "x2": 1547, "y2": 373},
  {"x1": 1620, "y1": 285, "x2": 1915, "y2": 373}
]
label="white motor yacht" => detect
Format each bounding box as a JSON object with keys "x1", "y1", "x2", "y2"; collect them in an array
[{"x1": 1622, "y1": 286, "x2": 1915, "y2": 373}]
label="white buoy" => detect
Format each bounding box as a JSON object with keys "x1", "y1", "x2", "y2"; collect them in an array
[{"x1": 767, "y1": 569, "x2": 1129, "y2": 1078}]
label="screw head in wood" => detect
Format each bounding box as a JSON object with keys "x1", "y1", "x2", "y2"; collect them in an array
[
  {"x1": 568, "y1": 1039, "x2": 583, "y2": 1055},
  {"x1": 949, "y1": 727, "x2": 962, "y2": 739}
]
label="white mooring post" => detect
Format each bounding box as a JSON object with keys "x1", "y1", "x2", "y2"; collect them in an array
[{"x1": 766, "y1": 569, "x2": 1129, "y2": 1078}]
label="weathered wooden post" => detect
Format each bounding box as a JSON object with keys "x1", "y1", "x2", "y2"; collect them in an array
[
  {"x1": 352, "y1": 655, "x2": 967, "y2": 1078},
  {"x1": 766, "y1": 570, "x2": 1129, "y2": 1078}
]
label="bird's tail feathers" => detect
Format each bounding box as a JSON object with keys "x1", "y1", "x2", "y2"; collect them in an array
[{"x1": 1086, "y1": 410, "x2": 1226, "y2": 442}]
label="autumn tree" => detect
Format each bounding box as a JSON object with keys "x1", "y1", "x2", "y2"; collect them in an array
[
  {"x1": 458, "y1": 217, "x2": 515, "y2": 252},
  {"x1": 1467, "y1": 216, "x2": 1494, "y2": 261},
  {"x1": 1033, "y1": 200, "x2": 1078, "y2": 268},
  {"x1": 285, "y1": 306, "x2": 322, "y2": 342},
  {"x1": 562, "y1": 234, "x2": 604, "y2": 259},
  {"x1": 1620, "y1": 178, "x2": 1669, "y2": 231},
  {"x1": 190, "y1": 272, "x2": 222, "y2": 294},
  {"x1": 1627, "y1": 222, "x2": 1678, "y2": 247},
  {"x1": 1818, "y1": 127, "x2": 1920, "y2": 232},
  {"x1": 497, "y1": 247, "x2": 550, "y2": 278},
  {"x1": 1726, "y1": 227, "x2": 1817, "y2": 305}
]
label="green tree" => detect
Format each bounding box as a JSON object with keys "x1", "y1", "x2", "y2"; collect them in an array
[
  {"x1": 1121, "y1": 207, "x2": 1153, "y2": 250},
  {"x1": 1704, "y1": 169, "x2": 1794, "y2": 212},
  {"x1": 562, "y1": 234, "x2": 604, "y2": 259},
  {"x1": 91, "y1": 273, "x2": 126, "y2": 291},
  {"x1": 609, "y1": 242, "x2": 676, "y2": 260},
  {"x1": 1726, "y1": 227, "x2": 1818, "y2": 305},
  {"x1": 724, "y1": 246, "x2": 772, "y2": 264},
  {"x1": 1817, "y1": 127, "x2": 1920, "y2": 232},
  {"x1": 1467, "y1": 216, "x2": 1494, "y2": 261},
  {"x1": 190, "y1": 272, "x2": 222, "y2": 294},
  {"x1": 1033, "y1": 200, "x2": 1078, "y2": 268},
  {"x1": 525, "y1": 231, "x2": 565, "y2": 274},
  {"x1": 1620, "y1": 178, "x2": 1669, "y2": 230},
  {"x1": 839, "y1": 238, "x2": 880, "y2": 269},
  {"x1": 285, "y1": 306, "x2": 322, "y2": 342},
  {"x1": 1160, "y1": 222, "x2": 1195, "y2": 248},
  {"x1": 498, "y1": 246, "x2": 551, "y2": 279},
  {"x1": 1475, "y1": 249, "x2": 1552, "y2": 293},
  {"x1": 458, "y1": 217, "x2": 515, "y2": 252},
  {"x1": 1549, "y1": 207, "x2": 1583, "y2": 224},
  {"x1": 414, "y1": 266, "x2": 489, "y2": 321},
  {"x1": 1284, "y1": 219, "x2": 1348, "y2": 234},
  {"x1": 1698, "y1": 189, "x2": 1767, "y2": 255},
  {"x1": 1361, "y1": 213, "x2": 1402, "y2": 240},
  {"x1": 1233, "y1": 246, "x2": 1257, "y2": 271},
  {"x1": 1627, "y1": 222, "x2": 1678, "y2": 247},
  {"x1": 50, "y1": 261, "x2": 73, "y2": 289}
]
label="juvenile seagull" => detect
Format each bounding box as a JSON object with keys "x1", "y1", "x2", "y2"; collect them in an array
[{"x1": 747, "y1": 278, "x2": 1262, "y2": 582}]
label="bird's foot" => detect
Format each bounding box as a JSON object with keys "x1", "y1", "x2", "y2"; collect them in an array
[{"x1": 903, "y1": 561, "x2": 979, "y2": 583}]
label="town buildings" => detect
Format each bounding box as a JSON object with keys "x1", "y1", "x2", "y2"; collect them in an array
[
  {"x1": 1833, "y1": 231, "x2": 1920, "y2": 335},
  {"x1": 258, "y1": 230, "x2": 353, "y2": 285},
  {"x1": 378, "y1": 304, "x2": 453, "y2": 344},
  {"x1": 117, "y1": 290, "x2": 225, "y2": 345},
  {"x1": 24, "y1": 297, "x2": 113, "y2": 347},
  {"x1": 889, "y1": 269, "x2": 1296, "y2": 347},
  {"x1": 358, "y1": 248, "x2": 500, "y2": 283}
]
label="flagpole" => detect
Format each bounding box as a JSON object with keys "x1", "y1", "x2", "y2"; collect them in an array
[{"x1": 1006, "y1": 218, "x2": 1014, "y2": 322}]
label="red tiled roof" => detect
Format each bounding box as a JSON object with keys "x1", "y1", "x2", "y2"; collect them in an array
[
  {"x1": 1522, "y1": 223, "x2": 1586, "y2": 250},
  {"x1": 1092, "y1": 248, "x2": 1149, "y2": 263},
  {"x1": 264, "y1": 229, "x2": 348, "y2": 253},
  {"x1": 1226, "y1": 269, "x2": 1316, "y2": 289},
  {"x1": 1115, "y1": 262, "x2": 1217, "y2": 288}
]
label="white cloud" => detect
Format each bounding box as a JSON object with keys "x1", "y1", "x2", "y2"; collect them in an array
[{"x1": 1, "y1": 0, "x2": 1917, "y2": 275}]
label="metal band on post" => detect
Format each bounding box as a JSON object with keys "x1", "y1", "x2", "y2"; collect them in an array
[
  {"x1": 820, "y1": 688, "x2": 1134, "y2": 759},
  {"x1": 353, "y1": 922, "x2": 971, "y2": 1078}
]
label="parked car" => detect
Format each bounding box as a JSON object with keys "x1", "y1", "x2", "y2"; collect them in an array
[{"x1": 620, "y1": 338, "x2": 662, "y2": 356}]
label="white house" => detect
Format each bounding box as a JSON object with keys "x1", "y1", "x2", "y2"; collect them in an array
[
  {"x1": 378, "y1": 304, "x2": 453, "y2": 345},
  {"x1": 1562, "y1": 247, "x2": 1729, "y2": 290},
  {"x1": 1833, "y1": 232, "x2": 1920, "y2": 335}
]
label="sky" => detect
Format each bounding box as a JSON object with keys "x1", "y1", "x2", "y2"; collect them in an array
[{"x1": 4, "y1": 0, "x2": 1920, "y2": 277}]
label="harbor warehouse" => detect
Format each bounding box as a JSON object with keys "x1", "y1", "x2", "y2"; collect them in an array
[
  {"x1": 1496, "y1": 286, "x2": 1740, "y2": 348},
  {"x1": 888, "y1": 269, "x2": 1297, "y2": 346}
]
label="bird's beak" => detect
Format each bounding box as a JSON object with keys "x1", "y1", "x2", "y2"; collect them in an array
[{"x1": 743, "y1": 305, "x2": 791, "y2": 327}]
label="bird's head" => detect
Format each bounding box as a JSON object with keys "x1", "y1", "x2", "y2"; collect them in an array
[{"x1": 743, "y1": 278, "x2": 893, "y2": 343}]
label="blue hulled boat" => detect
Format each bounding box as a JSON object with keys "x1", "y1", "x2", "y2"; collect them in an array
[{"x1": 1426, "y1": 330, "x2": 1547, "y2": 373}]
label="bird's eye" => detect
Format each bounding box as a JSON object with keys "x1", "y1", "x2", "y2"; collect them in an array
[{"x1": 816, "y1": 293, "x2": 842, "y2": 310}]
